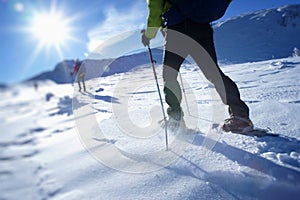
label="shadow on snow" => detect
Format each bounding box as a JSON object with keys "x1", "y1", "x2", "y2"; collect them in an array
[{"x1": 166, "y1": 130, "x2": 300, "y2": 199}]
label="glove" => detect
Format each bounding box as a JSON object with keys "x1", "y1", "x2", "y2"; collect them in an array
[{"x1": 141, "y1": 29, "x2": 150, "y2": 47}]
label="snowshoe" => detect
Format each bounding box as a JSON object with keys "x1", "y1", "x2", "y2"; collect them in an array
[
  {"x1": 222, "y1": 116, "x2": 254, "y2": 133},
  {"x1": 218, "y1": 116, "x2": 279, "y2": 137}
]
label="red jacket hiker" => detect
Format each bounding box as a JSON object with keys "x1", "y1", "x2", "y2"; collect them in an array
[{"x1": 71, "y1": 59, "x2": 86, "y2": 92}]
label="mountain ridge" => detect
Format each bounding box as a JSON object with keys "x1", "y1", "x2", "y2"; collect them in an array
[{"x1": 28, "y1": 4, "x2": 300, "y2": 84}]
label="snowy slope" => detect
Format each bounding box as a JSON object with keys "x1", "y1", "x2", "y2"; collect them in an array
[
  {"x1": 1, "y1": 55, "x2": 300, "y2": 199},
  {"x1": 214, "y1": 4, "x2": 300, "y2": 63},
  {"x1": 28, "y1": 49, "x2": 163, "y2": 84},
  {"x1": 28, "y1": 60, "x2": 75, "y2": 84},
  {"x1": 28, "y1": 59, "x2": 114, "y2": 84},
  {"x1": 28, "y1": 4, "x2": 300, "y2": 84}
]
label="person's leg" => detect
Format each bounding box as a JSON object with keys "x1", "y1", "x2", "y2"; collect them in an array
[
  {"x1": 82, "y1": 74, "x2": 86, "y2": 92},
  {"x1": 163, "y1": 51, "x2": 184, "y2": 109},
  {"x1": 77, "y1": 76, "x2": 82, "y2": 91},
  {"x1": 163, "y1": 23, "x2": 188, "y2": 120},
  {"x1": 163, "y1": 24, "x2": 188, "y2": 111},
  {"x1": 192, "y1": 23, "x2": 249, "y2": 118},
  {"x1": 187, "y1": 22, "x2": 252, "y2": 131}
]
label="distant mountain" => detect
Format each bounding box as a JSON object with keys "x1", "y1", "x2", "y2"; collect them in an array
[
  {"x1": 28, "y1": 48, "x2": 163, "y2": 84},
  {"x1": 0, "y1": 83, "x2": 7, "y2": 89},
  {"x1": 28, "y1": 59, "x2": 112, "y2": 84},
  {"x1": 102, "y1": 48, "x2": 163, "y2": 76},
  {"x1": 28, "y1": 4, "x2": 300, "y2": 83},
  {"x1": 28, "y1": 60, "x2": 75, "y2": 84},
  {"x1": 214, "y1": 4, "x2": 300, "y2": 63}
]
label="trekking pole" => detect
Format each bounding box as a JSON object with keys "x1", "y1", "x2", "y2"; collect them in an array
[
  {"x1": 147, "y1": 46, "x2": 169, "y2": 150},
  {"x1": 179, "y1": 71, "x2": 191, "y2": 116}
]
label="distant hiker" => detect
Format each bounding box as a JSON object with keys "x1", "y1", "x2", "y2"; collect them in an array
[
  {"x1": 34, "y1": 82, "x2": 38, "y2": 91},
  {"x1": 71, "y1": 59, "x2": 86, "y2": 92},
  {"x1": 141, "y1": 0, "x2": 254, "y2": 132}
]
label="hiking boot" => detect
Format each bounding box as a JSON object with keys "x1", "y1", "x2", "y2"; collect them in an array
[
  {"x1": 222, "y1": 116, "x2": 254, "y2": 133},
  {"x1": 167, "y1": 106, "x2": 184, "y2": 121}
]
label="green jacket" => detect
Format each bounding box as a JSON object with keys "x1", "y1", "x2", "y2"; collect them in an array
[{"x1": 145, "y1": 0, "x2": 171, "y2": 39}]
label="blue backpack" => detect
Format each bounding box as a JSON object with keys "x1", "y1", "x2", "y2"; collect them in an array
[{"x1": 163, "y1": 0, "x2": 232, "y2": 26}]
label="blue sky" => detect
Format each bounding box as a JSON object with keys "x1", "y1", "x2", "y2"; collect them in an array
[{"x1": 1, "y1": 0, "x2": 300, "y2": 84}]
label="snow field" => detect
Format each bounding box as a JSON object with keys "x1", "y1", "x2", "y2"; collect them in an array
[{"x1": 1, "y1": 57, "x2": 300, "y2": 199}]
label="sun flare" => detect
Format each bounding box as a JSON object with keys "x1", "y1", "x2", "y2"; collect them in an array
[{"x1": 31, "y1": 12, "x2": 71, "y2": 46}]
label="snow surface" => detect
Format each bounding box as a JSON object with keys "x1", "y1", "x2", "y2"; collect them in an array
[{"x1": 1, "y1": 55, "x2": 300, "y2": 199}]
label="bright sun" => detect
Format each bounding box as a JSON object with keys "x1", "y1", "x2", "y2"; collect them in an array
[{"x1": 31, "y1": 12, "x2": 71, "y2": 46}]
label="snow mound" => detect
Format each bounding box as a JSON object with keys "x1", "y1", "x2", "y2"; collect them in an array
[{"x1": 214, "y1": 4, "x2": 300, "y2": 63}]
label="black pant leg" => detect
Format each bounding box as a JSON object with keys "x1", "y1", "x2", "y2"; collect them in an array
[
  {"x1": 192, "y1": 24, "x2": 250, "y2": 117},
  {"x1": 163, "y1": 23, "x2": 188, "y2": 109},
  {"x1": 163, "y1": 50, "x2": 185, "y2": 108}
]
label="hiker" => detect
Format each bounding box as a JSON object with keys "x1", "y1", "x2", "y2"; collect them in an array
[
  {"x1": 34, "y1": 82, "x2": 38, "y2": 91},
  {"x1": 71, "y1": 59, "x2": 86, "y2": 92},
  {"x1": 141, "y1": 0, "x2": 253, "y2": 132}
]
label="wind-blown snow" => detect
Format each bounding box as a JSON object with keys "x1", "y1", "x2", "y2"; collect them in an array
[{"x1": 1, "y1": 55, "x2": 300, "y2": 199}]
